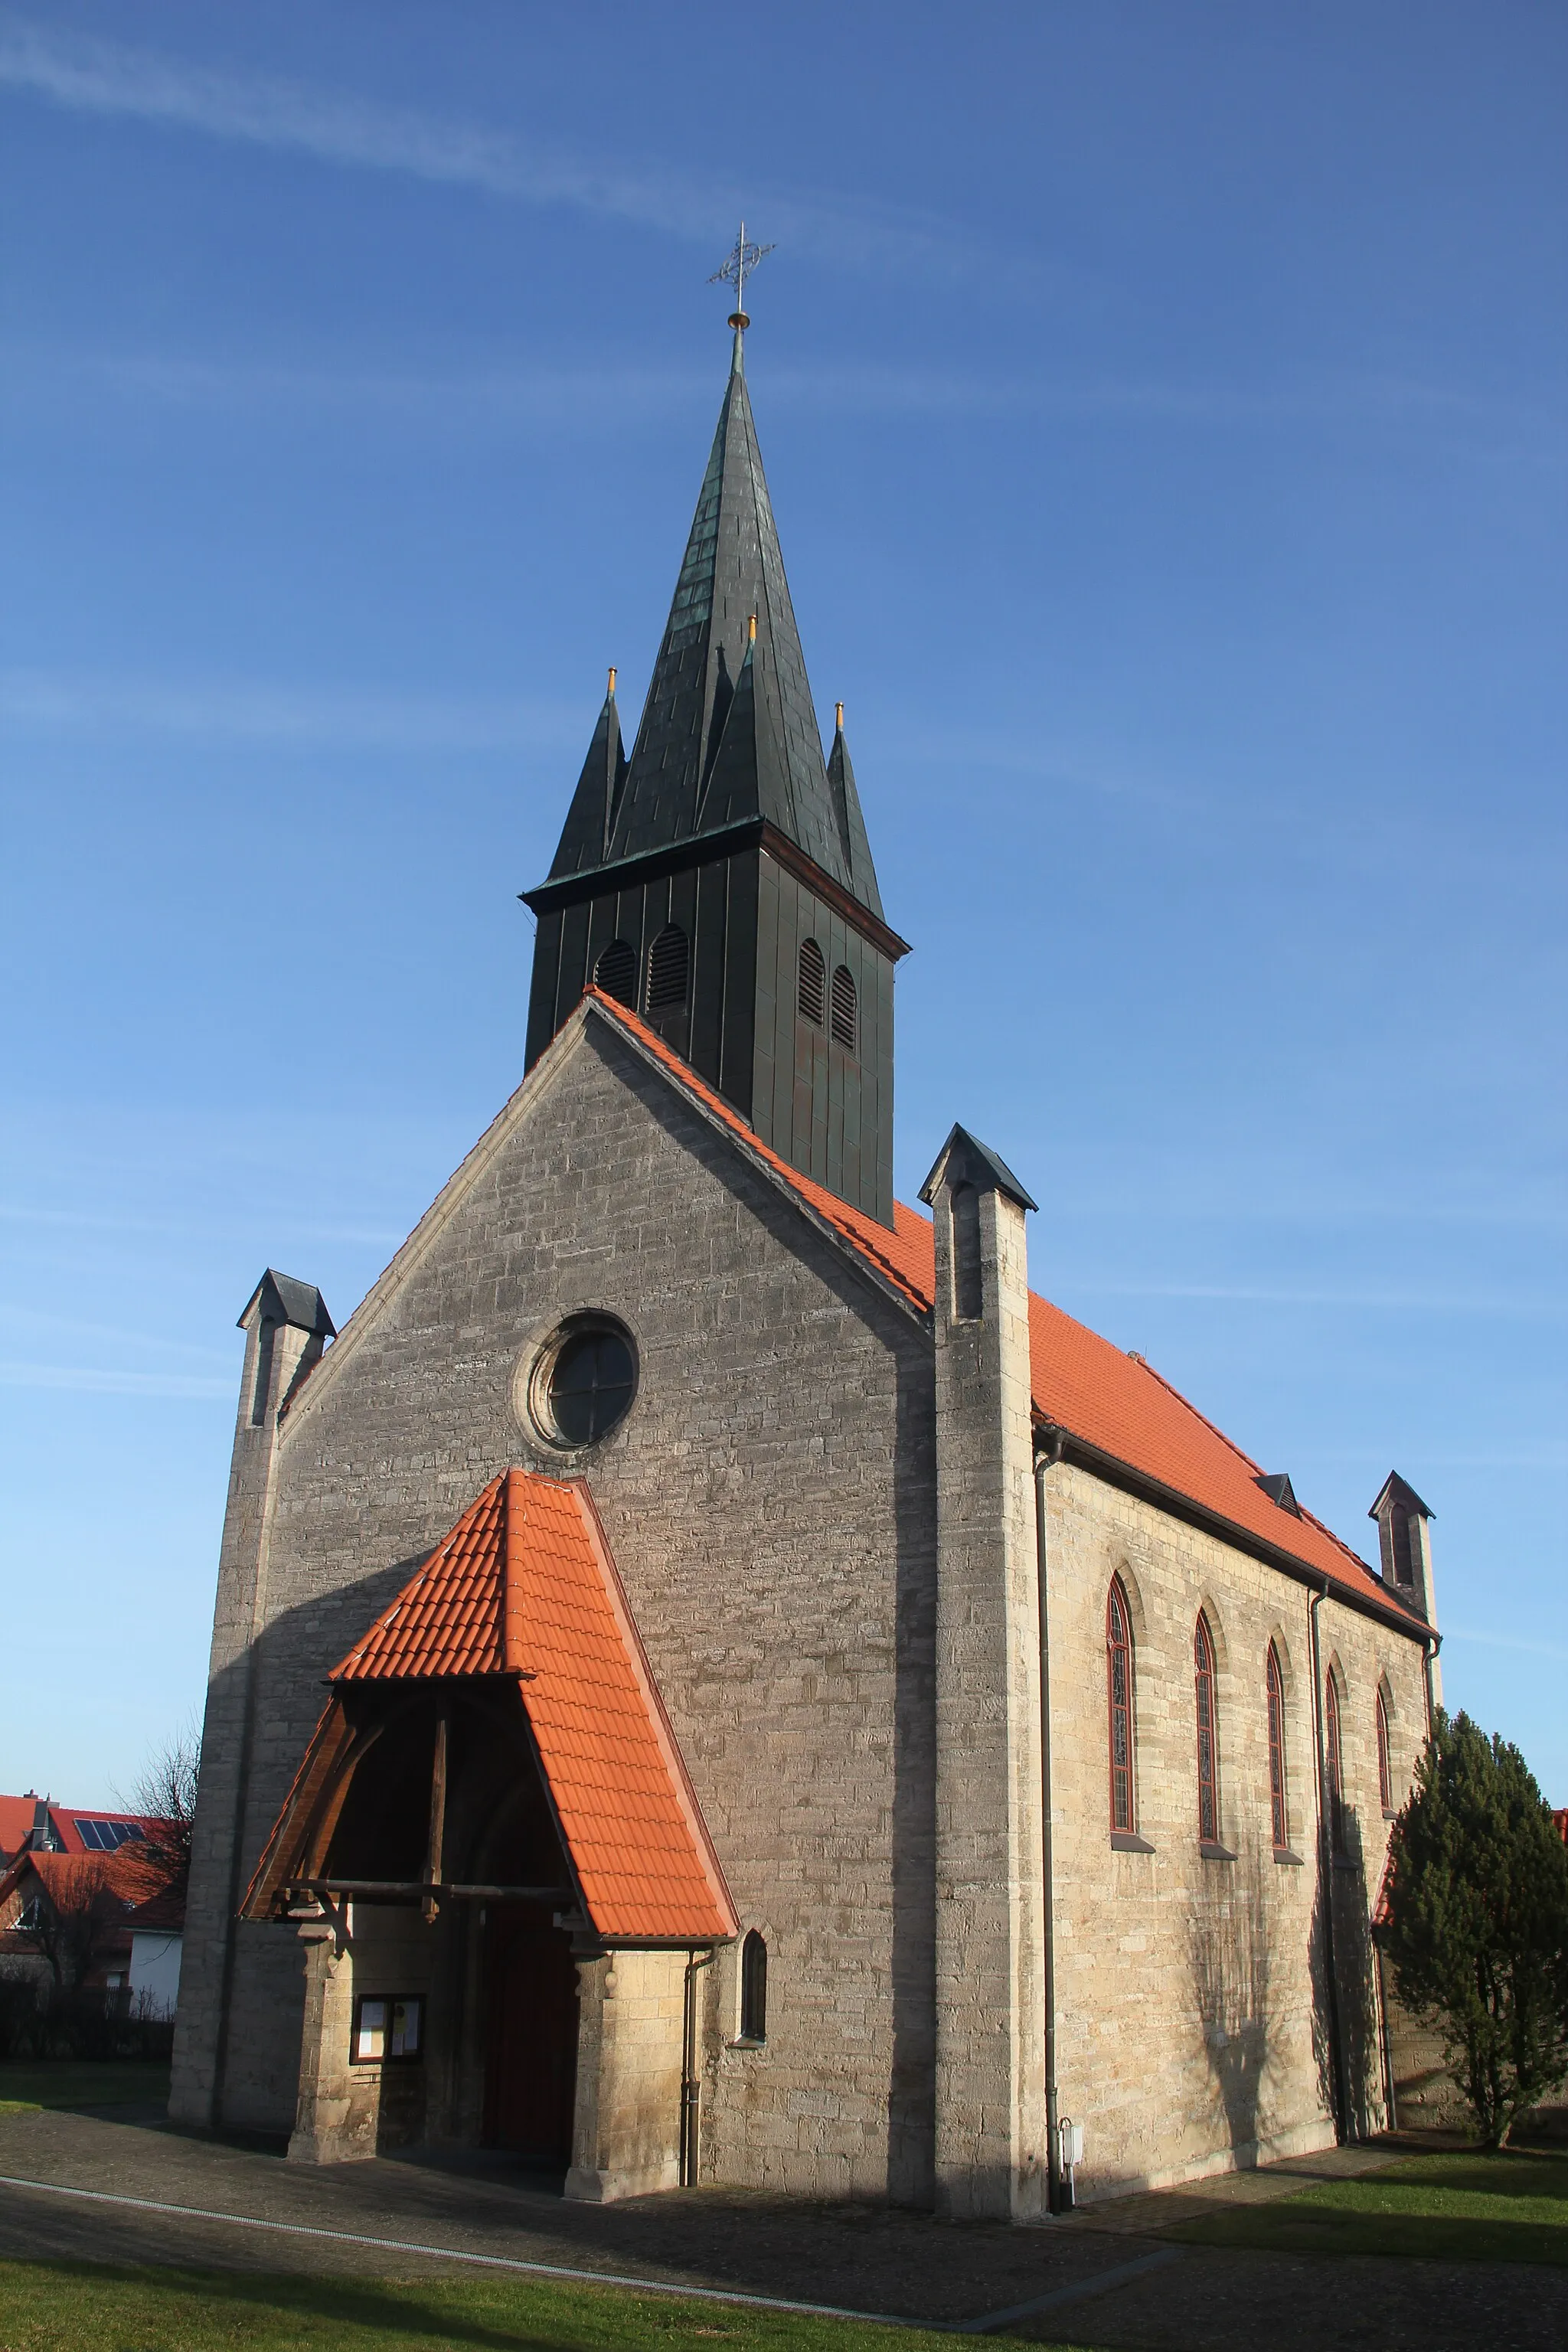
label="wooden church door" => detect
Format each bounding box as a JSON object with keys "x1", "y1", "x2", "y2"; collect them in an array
[{"x1": 482, "y1": 1907, "x2": 580, "y2": 2165}]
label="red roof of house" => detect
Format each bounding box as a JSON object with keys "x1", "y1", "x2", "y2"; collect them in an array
[
  {"x1": 0, "y1": 1844, "x2": 178, "y2": 1923},
  {"x1": 0, "y1": 1796, "x2": 37, "y2": 1862},
  {"x1": 1553, "y1": 1808, "x2": 1567, "y2": 1846},
  {"x1": 580, "y1": 989, "x2": 1403, "y2": 1621},
  {"x1": 332, "y1": 1469, "x2": 735, "y2": 1944}
]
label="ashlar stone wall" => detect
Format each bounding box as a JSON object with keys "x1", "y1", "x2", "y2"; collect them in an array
[
  {"x1": 173, "y1": 1007, "x2": 937, "y2": 2201},
  {"x1": 1040, "y1": 1458, "x2": 1429, "y2": 2200}
]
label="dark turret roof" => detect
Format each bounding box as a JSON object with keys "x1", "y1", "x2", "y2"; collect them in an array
[
  {"x1": 543, "y1": 333, "x2": 884, "y2": 920},
  {"x1": 549, "y1": 684, "x2": 627, "y2": 879}
]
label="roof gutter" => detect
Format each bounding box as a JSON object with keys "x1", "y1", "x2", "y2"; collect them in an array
[{"x1": 1034, "y1": 1422, "x2": 1431, "y2": 1645}]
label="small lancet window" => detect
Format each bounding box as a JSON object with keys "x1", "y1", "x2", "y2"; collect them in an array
[
  {"x1": 951, "y1": 1181, "x2": 982, "y2": 1321},
  {"x1": 594, "y1": 938, "x2": 637, "y2": 1008},
  {"x1": 830, "y1": 962, "x2": 858, "y2": 1050},
  {"x1": 740, "y1": 1929, "x2": 768, "y2": 2043},
  {"x1": 798, "y1": 937, "x2": 825, "y2": 1027},
  {"x1": 1106, "y1": 1578, "x2": 1135, "y2": 1833},
  {"x1": 1266, "y1": 1642, "x2": 1289, "y2": 1850},
  {"x1": 1194, "y1": 1613, "x2": 1219, "y2": 1844},
  {"x1": 1325, "y1": 1670, "x2": 1346, "y2": 1853},
  {"x1": 1377, "y1": 1686, "x2": 1394, "y2": 1814},
  {"x1": 646, "y1": 923, "x2": 689, "y2": 1012}
]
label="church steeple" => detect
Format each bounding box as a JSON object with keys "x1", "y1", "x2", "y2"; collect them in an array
[{"x1": 523, "y1": 276, "x2": 906, "y2": 1228}]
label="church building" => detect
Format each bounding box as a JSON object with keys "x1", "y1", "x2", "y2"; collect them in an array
[{"x1": 170, "y1": 296, "x2": 1442, "y2": 2216}]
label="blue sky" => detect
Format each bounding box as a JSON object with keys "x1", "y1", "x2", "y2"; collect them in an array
[{"x1": 2, "y1": 2, "x2": 1563, "y2": 1808}]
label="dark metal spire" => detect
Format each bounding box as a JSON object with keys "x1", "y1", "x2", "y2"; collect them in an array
[
  {"x1": 547, "y1": 668, "x2": 626, "y2": 879},
  {"x1": 564, "y1": 273, "x2": 883, "y2": 920}
]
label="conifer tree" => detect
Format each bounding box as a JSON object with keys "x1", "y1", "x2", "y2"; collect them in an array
[{"x1": 1380, "y1": 1710, "x2": 1568, "y2": 2145}]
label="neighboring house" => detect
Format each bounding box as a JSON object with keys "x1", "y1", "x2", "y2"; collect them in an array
[
  {"x1": 0, "y1": 1846, "x2": 184, "y2": 1998},
  {"x1": 127, "y1": 1883, "x2": 186, "y2": 2019},
  {"x1": 0, "y1": 1792, "x2": 171, "y2": 1867},
  {"x1": 173, "y1": 312, "x2": 1442, "y2": 2213}
]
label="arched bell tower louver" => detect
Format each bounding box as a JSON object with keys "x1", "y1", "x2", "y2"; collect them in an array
[{"x1": 521, "y1": 322, "x2": 907, "y2": 1229}]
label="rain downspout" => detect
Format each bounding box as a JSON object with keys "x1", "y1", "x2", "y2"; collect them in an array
[
  {"x1": 680, "y1": 1946, "x2": 716, "y2": 2187},
  {"x1": 1036, "y1": 1432, "x2": 1064, "y2": 2213}
]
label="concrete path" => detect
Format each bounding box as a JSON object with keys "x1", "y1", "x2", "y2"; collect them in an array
[{"x1": 0, "y1": 2103, "x2": 1563, "y2": 2349}]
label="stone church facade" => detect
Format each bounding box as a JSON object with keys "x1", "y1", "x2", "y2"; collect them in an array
[{"x1": 170, "y1": 318, "x2": 1441, "y2": 2216}]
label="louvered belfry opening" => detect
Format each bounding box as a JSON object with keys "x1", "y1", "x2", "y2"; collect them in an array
[
  {"x1": 797, "y1": 937, "x2": 825, "y2": 1027},
  {"x1": 522, "y1": 327, "x2": 909, "y2": 1227},
  {"x1": 829, "y1": 964, "x2": 858, "y2": 1052},
  {"x1": 646, "y1": 923, "x2": 690, "y2": 1012},
  {"x1": 593, "y1": 938, "x2": 637, "y2": 1008}
]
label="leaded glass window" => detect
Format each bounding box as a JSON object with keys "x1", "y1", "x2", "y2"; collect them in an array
[
  {"x1": 1106, "y1": 1579, "x2": 1135, "y2": 1833},
  {"x1": 1194, "y1": 1613, "x2": 1218, "y2": 1843},
  {"x1": 1266, "y1": 1643, "x2": 1289, "y2": 1850}
]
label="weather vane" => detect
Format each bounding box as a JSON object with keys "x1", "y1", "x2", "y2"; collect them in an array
[{"x1": 708, "y1": 220, "x2": 776, "y2": 330}]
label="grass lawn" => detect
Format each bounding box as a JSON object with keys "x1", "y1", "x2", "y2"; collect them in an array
[
  {"x1": 0, "y1": 2060, "x2": 172, "y2": 2115},
  {"x1": 0, "y1": 2262, "x2": 1063, "y2": 2352},
  {"x1": 1169, "y1": 2145, "x2": 1568, "y2": 2266}
]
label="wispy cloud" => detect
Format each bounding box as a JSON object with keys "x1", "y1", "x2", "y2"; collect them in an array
[
  {"x1": 1444, "y1": 1625, "x2": 1568, "y2": 1664},
  {"x1": 0, "y1": 1360, "x2": 232, "y2": 1400},
  {"x1": 6, "y1": 338, "x2": 1553, "y2": 463},
  {"x1": 1070, "y1": 1277, "x2": 1568, "y2": 1320},
  {"x1": 0, "y1": 19, "x2": 969, "y2": 279},
  {"x1": 0, "y1": 665, "x2": 579, "y2": 754}
]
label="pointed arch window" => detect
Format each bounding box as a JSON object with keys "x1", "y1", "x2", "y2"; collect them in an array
[
  {"x1": 1106, "y1": 1578, "x2": 1135, "y2": 1833},
  {"x1": 797, "y1": 937, "x2": 825, "y2": 1027},
  {"x1": 1325, "y1": 1671, "x2": 1346, "y2": 1853},
  {"x1": 594, "y1": 938, "x2": 637, "y2": 1009},
  {"x1": 1377, "y1": 1686, "x2": 1393, "y2": 1815},
  {"x1": 830, "y1": 963, "x2": 858, "y2": 1051},
  {"x1": 1194, "y1": 1613, "x2": 1219, "y2": 1844},
  {"x1": 1266, "y1": 1642, "x2": 1289, "y2": 1851},
  {"x1": 740, "y1": 1929, "x2": 768, "y2": 2043},
  {"x1": 646, "y1": 923, "x2": 689, "y2": 1012}
]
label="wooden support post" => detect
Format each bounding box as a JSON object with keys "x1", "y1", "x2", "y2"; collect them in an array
[{"x1": 423, "y1": 1703, "x2": 449, "y2": 1922}]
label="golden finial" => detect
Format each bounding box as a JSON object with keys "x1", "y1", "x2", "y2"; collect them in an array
[
  {"x1": 835, "y1": 701, "x2": 844, "y2": 731},
  {"x1": 607, "y1": 665, "x2": 616, "y2": 696},
  {"x1": 748, "y1": 613, "x2": 757, "y2": 643}
]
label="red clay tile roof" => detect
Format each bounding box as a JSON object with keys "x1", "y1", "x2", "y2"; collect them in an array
[
  {"x1": 0, "y1": 1844, "x2": 179, "y2": 1922},
  {"x1": 0, "y1": 1797, "x2": 36, "y2": 1862},
  {"x1": 333, "y1": 1469, "x2": 735, "y2": 1943},
  {"x1": 582, "y1": 988, "x2": 1407, "y2": 1624}
]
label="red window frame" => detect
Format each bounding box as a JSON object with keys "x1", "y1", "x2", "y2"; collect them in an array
[
  {"x1": 1325, "y1": 1671, "x2": 1345, "y2": 1852},
  {"x1": 1194, "y1": 1613, "x2": 1218, "y2": 1843},
  {"x1": 1106, "y1": 1578, "x2": 1135, "y2": 1832},
  {"x1": 1266, "y1": 1642, "x2": 1288, "y2": 1850},
  {"x1": 1377, "y1": 1687, "x2": 1393, "y2": 1813}
]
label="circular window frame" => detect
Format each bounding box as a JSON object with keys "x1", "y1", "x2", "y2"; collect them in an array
[{"x1": 520, "y1": 1312, "x2": 640, "y2": 1454}]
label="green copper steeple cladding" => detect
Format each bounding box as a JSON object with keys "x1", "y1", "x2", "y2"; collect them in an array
[
  {"x1": 524, "y1": 332, "x2": 905, "y2": 1229},
  {"x1": 545, "y1": 336, "x2": 883, "y2": 913}
]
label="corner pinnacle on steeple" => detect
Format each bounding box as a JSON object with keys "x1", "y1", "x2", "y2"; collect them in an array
[{"x1": 547, "y1": 669, "x2": 626, "y2": 879}]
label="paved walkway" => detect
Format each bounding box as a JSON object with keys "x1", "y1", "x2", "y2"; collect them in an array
[{"x1": 0, "y1": 2102, "x2": 1563, "y2": 2348}]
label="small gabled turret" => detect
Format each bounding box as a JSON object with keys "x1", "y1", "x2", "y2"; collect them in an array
[
  {"x1": 547, "y1": 672, "x2": 627, "y2": 880},
  {"x1": 1370, "y1": 1472, "x2": 1439, "y2": 1631}
]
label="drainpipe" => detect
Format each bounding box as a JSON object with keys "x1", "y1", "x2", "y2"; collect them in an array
[
  {"x1": 1422, "y1": 1634, "x2": 1441, "y2": 1741},
  {"x1": 1035, "y1": 1433, "x2": 1064, "y2": 2213},
  {"x1": 680, "y1": 1947, "x2": 715, "y2": 2187},
  {"x1": 1308, "y1": 1579, "x2": 1348, "y2": 2141}
]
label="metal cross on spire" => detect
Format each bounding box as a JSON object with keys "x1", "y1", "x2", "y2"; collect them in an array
[{"x1": 708, "y1": 220, "x2": 775, "y2": 330}]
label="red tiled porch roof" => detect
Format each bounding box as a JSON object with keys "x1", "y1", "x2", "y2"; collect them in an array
[{"x1": 283, "y1": 1470, "x2": 735, "y2": 1945}]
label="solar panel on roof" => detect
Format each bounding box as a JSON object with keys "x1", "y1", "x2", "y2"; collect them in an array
[{"x1": 73, "y1": 1819, "x2": 145, "y2": 1851}]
